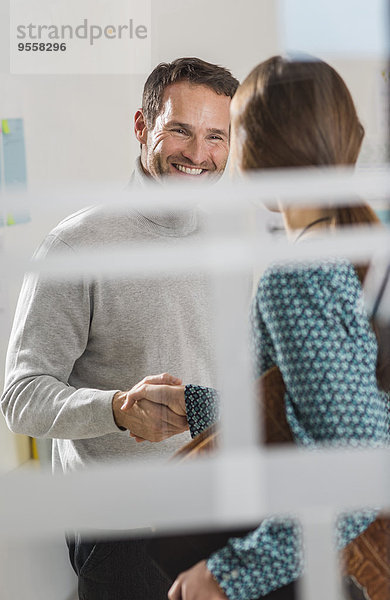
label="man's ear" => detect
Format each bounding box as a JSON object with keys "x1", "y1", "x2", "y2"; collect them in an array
[{"x1": 134, "y1": 109, "x2": 148, "y2": 145}]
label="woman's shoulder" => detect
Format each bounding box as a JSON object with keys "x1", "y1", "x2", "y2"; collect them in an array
[{"x1": 256, "y1": 258, "x2": 361, "y2": 305}]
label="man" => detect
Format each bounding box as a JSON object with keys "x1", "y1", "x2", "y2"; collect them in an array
[
  {"x1": 1, "y1": 57, "x2": 238, "y2": 600},
  {"x1": 133, "y1": 60, "x2": 231, "y2": 182}
]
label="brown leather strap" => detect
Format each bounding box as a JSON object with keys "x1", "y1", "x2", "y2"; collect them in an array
[
  {"x1": 173, "y1": 425, "x2": 218, "y2": 461},
  {"x1": 342, "y1": 517, "x2": 390, "y2": 600},
  {"x1": 257, "y1": 365, "x2": 293, "y2": 444}
]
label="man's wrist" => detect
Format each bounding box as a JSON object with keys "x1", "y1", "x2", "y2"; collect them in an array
[{"x1": 112, "y1": 391, "x2": 127, "y2": 431}]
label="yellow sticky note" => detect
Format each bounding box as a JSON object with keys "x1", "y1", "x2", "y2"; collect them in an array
[
  {"x1": 1, "y1": 119, "x2": 10, "y2": 134},
  {"x1": 31, "y1": 438, "x2": 39, "y2": 460},
  {"x1": 6, "y1": 214, "x2": 15, "y2": 226}
]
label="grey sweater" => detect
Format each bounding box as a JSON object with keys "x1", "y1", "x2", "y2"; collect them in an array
[{"x1": 1, "y1": 195, "x2": 216, "y2": 473}]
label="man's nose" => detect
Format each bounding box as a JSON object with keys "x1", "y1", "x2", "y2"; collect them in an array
[{"x1": 182, "y1": 137, "x2": 207, "y2": 166}]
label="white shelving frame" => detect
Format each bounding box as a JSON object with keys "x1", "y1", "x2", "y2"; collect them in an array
[{"x1": 1, "y1": 166, "x2": 390, "y2": 600}]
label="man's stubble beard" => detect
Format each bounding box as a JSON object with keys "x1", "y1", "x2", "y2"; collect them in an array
[
  {"x1": 143, "y1": 145, "x2": 228, "y2": 182},
  {"x1": 151, "y1": 153, "x2": 169, "y2": 178}
]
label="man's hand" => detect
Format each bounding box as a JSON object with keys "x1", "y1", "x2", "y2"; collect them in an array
[
  {"x1": 121, "y1": 380, "x2": 186, "y2": 416},
  {"x1": 112, "y1": 373, "x2": 187, "y2": 442},
  {"x1": 168, "y1": 560, "x2": 228, "y2": 600},
  {"x1": 131, "y1": 373, "x2": 183, "y2": 392}
]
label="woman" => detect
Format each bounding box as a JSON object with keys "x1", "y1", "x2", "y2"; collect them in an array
[{"x1": 123, "y1": 56, "x2": 390, "y2": 599}]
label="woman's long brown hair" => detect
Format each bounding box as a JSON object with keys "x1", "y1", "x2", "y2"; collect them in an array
[{"x1": 231, "y1": 56, "x2": 387, "y2": 390}]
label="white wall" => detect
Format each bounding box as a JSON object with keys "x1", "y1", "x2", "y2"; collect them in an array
[
  {"x1": 0, "y1": 1, "x2": 280, "y2": 188},
  {"x1": 0, "y1": 537, "x2": 77, "y2": 600},
  {"x1": 0, "y1": 1, "x2": 386, "y2": 189}
]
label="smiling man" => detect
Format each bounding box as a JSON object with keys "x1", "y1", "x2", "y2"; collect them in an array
[
  {"x1": 1, "y1": 57, "x2": 238, "y2": 600},
  {"x1": 133, "y1": 57, "x2": 235, "y2": 183}
]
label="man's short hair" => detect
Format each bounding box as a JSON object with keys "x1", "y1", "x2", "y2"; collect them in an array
[{"x1": 142, "y1": 57, "x2": 239, "y2": 128}]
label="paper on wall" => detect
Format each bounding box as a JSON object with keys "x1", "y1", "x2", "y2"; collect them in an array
[{"x1": 0, "y1": 117, "x2": 30, "y2": 226}]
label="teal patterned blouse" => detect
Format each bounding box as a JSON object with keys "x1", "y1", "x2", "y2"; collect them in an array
[{"x1": 184, "y1": 259, "x2": 390, "y2": 599}]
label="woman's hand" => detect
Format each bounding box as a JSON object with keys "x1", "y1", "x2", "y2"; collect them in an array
[{"x1": 168, "y1": 560, "x2": 228, "y2": 600}]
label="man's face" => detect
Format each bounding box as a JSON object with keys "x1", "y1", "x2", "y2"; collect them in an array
[{"x1": 136, "y1": 82, "x2": 231, "y2": 182}]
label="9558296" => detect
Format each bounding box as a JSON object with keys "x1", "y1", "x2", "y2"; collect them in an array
[{"x1": 18, "y1": 42, "x2": 67, "y2": 51}]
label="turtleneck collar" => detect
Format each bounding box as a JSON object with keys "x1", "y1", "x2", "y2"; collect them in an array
[{"x1": 128, "y1": 157, "x2": 198, "y2": 237}]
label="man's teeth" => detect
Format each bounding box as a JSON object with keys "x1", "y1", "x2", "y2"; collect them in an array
[{"x1": 175, "y1": 164, "x2": 203, "y2": 175}]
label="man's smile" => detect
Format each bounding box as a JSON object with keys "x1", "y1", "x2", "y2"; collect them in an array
[{"x1": 172, "y1": 163, "x2": 207, "y2": 175}]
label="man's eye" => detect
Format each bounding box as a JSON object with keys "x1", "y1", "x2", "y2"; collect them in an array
[
  {"x1": 209, "y1": 135, "x2": 223, "y2": 141},
  {"x1": 173, "y1": 128, "x2": 187, "y2": 135}
]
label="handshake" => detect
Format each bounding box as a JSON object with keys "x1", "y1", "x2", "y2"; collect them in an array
[{"x1": 112, "y1": 373, "x2": 188, "y2": 442}]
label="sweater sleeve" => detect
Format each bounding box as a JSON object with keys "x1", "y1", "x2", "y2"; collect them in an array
[
  {"x1": 184, "y1": 384, "x2": 219, "y2": 438},
  {"x1": 207, "y1": 510, "x2": 378, "y2": 600},
  {"x1": 1, "y1": 235, "x2": 120, "y2": 440},
  {"x1": 208, "y1": 518, "x2": 302, "y2": 599},
  {"x1": 207, "y1": 262, "x2": 389, "y2": 599}
]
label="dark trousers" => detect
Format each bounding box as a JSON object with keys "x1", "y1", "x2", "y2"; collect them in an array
[
  {"x1": 66, "y1": 532, "x2": 365, "y2": 600},
  {"x1": 67, "y1": 534, "x2": 172, "y2": 600},
  {"x1": 67, "y1": 530, "x2": 295, "y2": 600}
]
